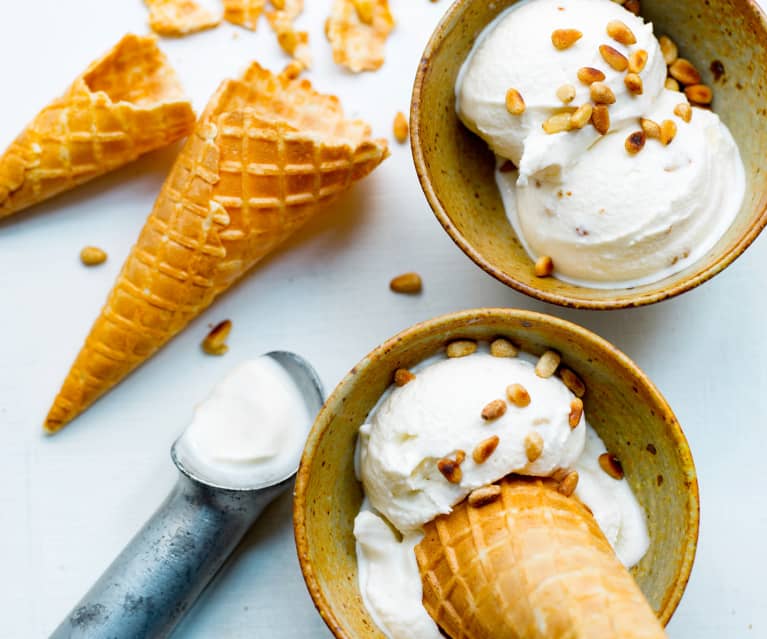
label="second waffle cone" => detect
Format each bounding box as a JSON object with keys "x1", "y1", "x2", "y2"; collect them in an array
[
  {"x1": 45, "y1": 63, "x2": 389, "y2": 432},
  {"x1": 415, "y1": 476, "x2": 667, "y2": 639}
]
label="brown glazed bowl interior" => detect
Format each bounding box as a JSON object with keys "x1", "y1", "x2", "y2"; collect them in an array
[
  {"x1": 411, "y1": 0, "x2": 767, "y2": 309},
  {"x1": 294, "y1": 309, "x2": 699, "y2": 638}
]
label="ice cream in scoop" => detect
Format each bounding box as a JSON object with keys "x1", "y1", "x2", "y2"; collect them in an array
[{"x1": 456, "y1": 0, "x2": 745, "y2": 288}]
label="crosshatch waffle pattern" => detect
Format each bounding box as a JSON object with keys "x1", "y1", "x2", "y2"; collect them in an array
[
  {"x1": 223, "y1": 0, "x2": 267, "y2": 30},
  {"x1": 44, "y1": 64, "x2": 389, "y2": 432},
  {"x1": 0, "y1": 34, "x2": 195, "y2": 219},
  {"x1": 415, "y1": 477, "x2": 666, "y2": 639}
]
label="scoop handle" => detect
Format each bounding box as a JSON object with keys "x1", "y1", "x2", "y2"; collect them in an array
[{"x1": 50, "y1": 473, "x2": 286, "y2": 639}]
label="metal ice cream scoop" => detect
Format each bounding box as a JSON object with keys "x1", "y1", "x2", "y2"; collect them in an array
[{"x1": 50, "y1": 352, "x2": 324, "y2": 639}]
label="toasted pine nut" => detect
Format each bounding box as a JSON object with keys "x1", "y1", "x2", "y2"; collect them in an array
[
  {"x1": 202, "y1": 320, "x2": 232, "y2": 356},
  {"x1": 535, "y1": 350, "x2": 561, "y2": 378},
  {"x1": 559, "y1": 368, "x2": 586, "y2": 397},
  {"x1": 551, "y1": 28, "x2": 583, "y2": 50},
  {"x1": 80, "y1": 246, "x2": 107, "y2": 266},
  {"x1": 624, "y1": 73, "x2": 643, "y2": 95},
  {"x1": 525, "y1": 432, "x2": 544, "y2": 462},
  {"x1": 640, "y1": 118, "x2": 662, "y2": 139},
  {"x1": 577, "y1": 66, "x2": 606, "y2": 85},
  {"x1": 606, "y1": 20, "x2": 636, "y2": 45},
  {"x1": 557, "y1": 470, "x2": 580, "y2": 496},
  {"x1": 629, "y1": 49, "x2": 648, "y2": 74},
  {"x1": 542, "y1": 113, "x2": 572, "y2": 134},
  {"x1": 570, "y1": 104, "x2": 593, "y2": 129},
  {"x1": 625, "y1": 130, "x2": 646, "y2": 154},
  {"x1": 590, "y1": 82, "x2": 616, "y2": 105},
  {"x1": 569, "y1": 398, "x2": 584, "y2": 428},
  {"x1": 665, "y1": 77, "x2": 681, "y2": 91},
  {"x1": 490, "y1": 338, "x2": 518, "y2": 358},
  {"x1": 535, "y1": 255, "x2": 555, "y2": 277},
  {"x1": 393, "y1": 111, "x2": 409, "y2": 143},
  {"x1": 394, "y1": 368, "x2": 415, "y2": 386},
  {"x1": 599, "y1": 453, "x2": 625, "y2": 479},
  {"x1": 468, "y1": 485, "x2": 502, "y2": 507},
  {"x1": 446, "y1": 340, "x2": 477, "y2": 358},
  {"x1": 592, "y1": 104, "x2": 611, "y2": 135},
  {"x1": 557, "y1": 83, "x2": 577, "y2": 104},
  {"x1": 390, "y1": 272, "x2": 422, "y2": 294},
  {"x1": 669, "y1": 58, "x2": 702, "y2": 85},
  {"x1": 506, "y1": 88, "x2": 526, "y2": 115},
  {"x1": 658, "y1": 35, "x2": 678, "y2": 65},
  {"x1": 623, "y1": 0, "x2": 640, "y2": 15},
  {"x1": 506, "y1": 383, "x2": 531, "y2": 407},
  {"x1": 472, "y1": 436, "x2": 500, "y2": 464},
  {"x1": 674, "y1": 102, "x2": 693, "y2": 122},
  {"x1": 684, "y1": 84, "x2": 713, "y2": 105},
  {"x1": 437, "y1": 456, "x2": 463, "y2": 484},
  {"x1": 599, "y1": 44, "x2": 629, "y2": 71},
  {"x1": 481, "y1": 399, "x2": 507, "y2": 421},
  {"x1": 660, "y1": 119, "x2": 677, "y2": 145}
]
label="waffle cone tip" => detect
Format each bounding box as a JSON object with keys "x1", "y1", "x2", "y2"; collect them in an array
[{"x1": 44, "y1": 62, "x2": 388, "y2": 433}]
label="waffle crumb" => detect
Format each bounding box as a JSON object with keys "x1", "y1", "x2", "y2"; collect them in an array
[{"x1": 551, "y1": 28, "x2": 583, "y2": 50}]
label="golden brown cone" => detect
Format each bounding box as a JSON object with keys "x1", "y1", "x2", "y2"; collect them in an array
[
  {"x1": 0, "y1": 34, "x2": 195, "y2": 219},
  {"x1": 415, "y1": 476, "x2": 667, "y2": 639},
  {"x1": 44, "y1": 62, "x2": 389, "y2": 432}
]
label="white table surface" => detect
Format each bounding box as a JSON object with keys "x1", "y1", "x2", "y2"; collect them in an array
[{"x1": 1, "y1": 1, "x2": 765, "y2": 637}]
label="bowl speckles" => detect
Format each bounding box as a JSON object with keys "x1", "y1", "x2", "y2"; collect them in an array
[
  {"x1": 294, "y1": 309, "x2": 699, "y2": 638},
  {"x1": 410, "y1": 0, "x2": 767, "y2": 309}
]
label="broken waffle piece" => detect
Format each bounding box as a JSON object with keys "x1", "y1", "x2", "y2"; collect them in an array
[
  {"x1": 223, "y1": 0, "x2": 266, "y2": 30},
  {"x1": 145, "y1": 0, "x2": 222, "y2": 36},
  {"x1": 326, "y1": 0, "x2": 395, "y2": 73},
  {"x1": 266, "y1": 0, "x2": 311, "y2": 69},
  {"x1": 0, "y1": 34, "x2": 195, "y2": 220},
  {"x1": 44, "y1": 62, "x2": 389, "y2": 433}
]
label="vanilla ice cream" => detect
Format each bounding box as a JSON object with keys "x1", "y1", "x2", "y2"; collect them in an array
[
  {"x1": 354, "y1": 346, "x2": 650, "y2": 639},
  {"x1": 174, "y1": 357, "x2": 311, "y2": 489},
  {"x1": 456, "y1": 0, "x2": 745, "y2": 288}
]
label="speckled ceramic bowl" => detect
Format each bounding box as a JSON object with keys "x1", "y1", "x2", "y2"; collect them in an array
[
  {"x1": 294, "y1": 309, "x2": 699, "y2": 638},
  {"x1": 411, "y1": 0, "x2": 767, "y2": 309}
]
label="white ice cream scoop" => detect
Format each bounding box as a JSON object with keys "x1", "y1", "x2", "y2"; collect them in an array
[{"x1": 50, "y1": 352, "x2": 324, "y2": 639}]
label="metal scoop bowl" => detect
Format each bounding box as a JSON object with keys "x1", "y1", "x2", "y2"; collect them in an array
[{"x1": 51, "y1": 352, "x2": 324, "y2": 639}]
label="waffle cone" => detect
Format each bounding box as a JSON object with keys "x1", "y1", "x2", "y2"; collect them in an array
[
  {"x1": 415, "y1": 476, "x2": 667, "y2": 639},
  {"x1": 44, "y1": 62, "x2": 389, "y2": 432},
  {"x1": 0, "y1": 34, "x2": 195, "y2": 219}
]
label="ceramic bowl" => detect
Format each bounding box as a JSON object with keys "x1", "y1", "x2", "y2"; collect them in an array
[
  {"x1": 294, "y1": 309, "x2": 699, "y2": 638},
  {"x1": 410, "y1": 0, "x2": 767, "y2": 309}
]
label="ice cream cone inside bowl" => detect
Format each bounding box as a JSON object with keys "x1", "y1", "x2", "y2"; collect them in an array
[
  {"x1": 411, "y1": 0, "x2": 767, "y2": 309},
  {"x1": 294, "y1": 309, "x2": 699, "y2": 638}
]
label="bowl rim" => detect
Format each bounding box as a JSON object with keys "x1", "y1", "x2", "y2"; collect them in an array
[
  {"x1": 293, "y1": 308, "x2": 700, "y2": 638},
  {"x1": 410, "y1": 0, "x2": 767, "y2": 310}
]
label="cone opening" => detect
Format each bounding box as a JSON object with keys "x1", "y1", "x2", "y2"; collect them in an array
[{"x1": 82, "y1": 34, "x2": 186, "y2": 107}]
